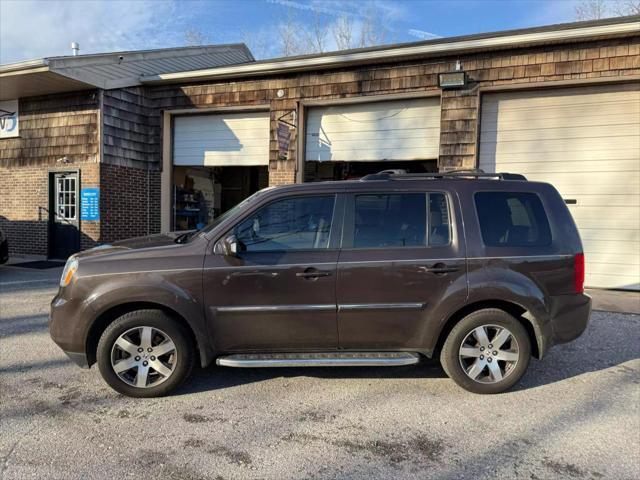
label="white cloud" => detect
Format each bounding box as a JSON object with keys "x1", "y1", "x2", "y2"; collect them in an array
[
  {"x1": 0, "y1": 0, "x2": 192, "y2": 64},
  {"x1": 407, "y1": 29, "x2": 441, "y2": 40}
]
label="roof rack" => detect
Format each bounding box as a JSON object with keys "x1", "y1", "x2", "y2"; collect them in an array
[{"x1": 360, "y1": 169, "x2": 527, "y2": 181}]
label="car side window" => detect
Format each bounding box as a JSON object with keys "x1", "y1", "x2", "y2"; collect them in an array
[
  {"x1": 353, "y1": 193, "x2": 427, "y2": 248},
  {"x1": 235, "y1": 195, "x2": 335, "y2": 252},
  {"x1": 428, "y1": 193, "x2": 451, "y2": 246},
  {"x1": 474, "y1": 192, "x2": 551, "y2": 247}
]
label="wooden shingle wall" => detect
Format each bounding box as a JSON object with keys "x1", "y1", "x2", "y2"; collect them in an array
[
  {"x1": 102, "y1": 87, "x2": 159, "y2": 169},
  {"x1": 147, "y1": 37, "x2": 639, "y2": 176},
  {"x1": 0, "y1": 91, "x2": 99, "y2": 168}
]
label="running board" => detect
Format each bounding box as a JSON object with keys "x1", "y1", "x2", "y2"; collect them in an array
[{"x1": 216, "y1": 352, "x2": 421, "y2": 368}]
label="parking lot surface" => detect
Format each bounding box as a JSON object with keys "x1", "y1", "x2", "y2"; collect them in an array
[{"x1": 1, "y1": 264, "x2": 639, "y2": 480}]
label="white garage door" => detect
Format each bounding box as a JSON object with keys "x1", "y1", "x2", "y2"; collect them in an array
[
  {"x1": 479, "y1": 83, "x2": 640, "y2": 290},
  {"x1": 173, "y1": 111, "x2": 270, "y2": 166},
  {"x1": 305, "y1": 98, "x2": 441, "y2": 162}
]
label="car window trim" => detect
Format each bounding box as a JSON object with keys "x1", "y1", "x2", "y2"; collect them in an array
[
  {"x1": 341, "y1": 190, "x2": 453, "y2": 250},
  {"x1": 216, "y1": 193, "x2": 344, "y2": 254}
]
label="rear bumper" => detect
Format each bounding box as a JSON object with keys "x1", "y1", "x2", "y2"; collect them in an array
[{"x1": 548, "y1": 292, "x2": 592, "y2": 346}]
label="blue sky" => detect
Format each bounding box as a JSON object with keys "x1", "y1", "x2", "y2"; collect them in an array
[{"x1": 0, "y1": 0, "x2": 598, "y2": 63}]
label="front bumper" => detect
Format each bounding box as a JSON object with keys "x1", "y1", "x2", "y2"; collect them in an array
[
  {"x1": 62, "y1": 350, "x2": 90, "y2": 368},
  {"x1": 50, "y1": 293, "x2": 91, "y2": 368}
]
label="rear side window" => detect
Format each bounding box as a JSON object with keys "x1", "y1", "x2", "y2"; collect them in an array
[
  {"x1": 474, "y1": 192, "x2": 551, "y2": 247},
  {"x1": 352, "y1": 193, "x2": 450, "y2": 248}
]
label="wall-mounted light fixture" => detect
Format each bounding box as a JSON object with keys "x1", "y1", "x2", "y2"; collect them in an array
[{"x1": 438, "y1": 60, "x2": 467, "y2": 89}]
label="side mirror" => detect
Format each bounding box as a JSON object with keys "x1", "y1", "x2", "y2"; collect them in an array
[{"x1": 217, "y1": 234, "x2": 240, "y2": 257}]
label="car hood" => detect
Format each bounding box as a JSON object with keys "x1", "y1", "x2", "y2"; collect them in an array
[{"x1": 73, "y1": 232, "x2": 194, "y2": 259}]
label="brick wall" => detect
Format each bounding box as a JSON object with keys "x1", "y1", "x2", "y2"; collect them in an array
[
  {"x1": 0, "y1": 91, "x2": 100, "y2": 256},
  {"x1": 100, "y1": 163, "x2": 161, "y2": 243}
]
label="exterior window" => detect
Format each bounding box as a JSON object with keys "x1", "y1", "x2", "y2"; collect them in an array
[
  {"x1": 235, "y1": 195, "x2": 335, "y2": 251},
  {"x1": 475, "y1": 192, "x2": 551, "y2": 247},
  {"x1": 354, "y1": 194, "x2": 426, "y2": 248},
  {"x1": 55, "y1": 176, "x2": 77, "y2": 220},
  {"x1": 428, "y1": 193, "x2": 451, "y2": 246}
]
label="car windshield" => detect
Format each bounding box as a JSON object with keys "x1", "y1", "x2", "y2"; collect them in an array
[{"x1": 178, "y1": 188, "x2": 273, "y2": 242}]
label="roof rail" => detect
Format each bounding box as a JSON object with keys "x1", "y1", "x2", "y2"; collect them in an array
[{"x1": 360, "y1": 169, "x2": 527, "y2": 181}]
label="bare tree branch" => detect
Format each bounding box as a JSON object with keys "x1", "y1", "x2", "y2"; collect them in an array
[
  {"x1": 612, "y1": 0, "x2": 640, "y2": 15},
  {"x1": 575, "y1": 0, "x2": 609, "y2": 19}
]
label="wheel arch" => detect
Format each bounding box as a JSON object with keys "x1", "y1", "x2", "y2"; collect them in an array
[
  {"x1": 433, "y1": 300, "x2": 542, "y2": 359},
  {"x1": 85, "y1": 302, "x2": 208, "y2": 367}
]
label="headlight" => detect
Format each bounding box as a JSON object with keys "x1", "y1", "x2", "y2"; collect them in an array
[{"x1": 60, "y1": 257, "x2": 78, "y2": 287}]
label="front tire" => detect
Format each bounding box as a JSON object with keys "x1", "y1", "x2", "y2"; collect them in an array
[
  {"x1": 97, "y1": 309, "x2": 194, "y2": 398},
  {"x1": 440, "y1": 308, "x2": 531, "y2": 394}
]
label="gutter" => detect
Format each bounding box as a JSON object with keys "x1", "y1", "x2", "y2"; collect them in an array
[
  {"x1": 0, "y1": 59, "x2": 49, "y2": 76},
  {"x1": 140, "y1": 20, "x2": 640, "y2": 84}
]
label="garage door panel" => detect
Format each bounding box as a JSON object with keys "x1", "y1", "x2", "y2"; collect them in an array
[
  {"x1": 311, "y1": 128, "x2": 440, "y2": 143},
  {"x1": 306, "y1": 146, "x2": 440, "y2": 162},
  {"x1": 483, "y1": 159, "x2": 640, "y2": 175},
  {"x1": 585, "y1": 274, "x2": 639, "y2": 290},
  {"x1": 483, "y1": 107, "x2": 639, "y2": 129},
  {"x1": 481, "y1": 136, "x2": 639, "y2": 156},
  {"x1": 479, "y1": 148, "x2": 638, "y2": 164},
  {"x1": 580, "y1": 228, "x2": 640, "y2": 242},
  {"x1": 479, "y1": 84, "x2": 640, "y2": 290},
  {"x1": 173, "y1": 112, "x2": 270, "y2": 167},
  {"x1": 305, "y1": 98, "x2": 440, "y2": 162},
  {"x1": 485, "y1": 124, "x2": 639, "y2": 143}
]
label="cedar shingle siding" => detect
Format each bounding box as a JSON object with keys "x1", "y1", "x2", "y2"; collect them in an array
[{"x1": 0, "y1": 34, "x2": 638, "y2": 257}]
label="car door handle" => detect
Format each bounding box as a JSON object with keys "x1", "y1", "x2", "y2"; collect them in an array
[
  {"x1": 419, "y1": 263, "x2": 460, "y2": 275},
  {"x1": 296, "y1": 269, "x2": 332, "y2": 279}
]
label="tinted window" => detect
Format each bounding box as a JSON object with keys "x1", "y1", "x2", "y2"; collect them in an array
[
  {"x1": 475, "y1": 192, "x2": 551, "y2": 247},
  {"x1": 429, "y1": 193, "x2": 451, "y2": 246},
  {"x1": 354, "y1": 194, "x2": 426, "y2": 248},
  {"x1": 235, "y1": 195, "x2": 335, "y2": 251}
]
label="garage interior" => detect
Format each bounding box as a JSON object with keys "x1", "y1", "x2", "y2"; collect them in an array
[
  {"x1": 304, "y1": 97, "x2": 441, "y2": 182},
  {"x1": 171, "y1": 111, "x2": 270, "y2": 230}
]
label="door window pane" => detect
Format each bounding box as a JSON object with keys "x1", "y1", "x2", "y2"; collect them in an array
[
  {"x1": 428, "y1": 193, "x2": 451, "y2": 246},
  {"x1": 474, "y1": 192, "x2": 551, "y2": 247},
  {"x1": 235, "y1": 195, "x2": 335, "y2": 251},
  {"x1": 354, "y1": 194, "x2": 426, "y2": 248}
]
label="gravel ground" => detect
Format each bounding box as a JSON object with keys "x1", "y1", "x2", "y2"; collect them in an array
[{"x1": 1, "y1": 265, "x2": 639, "y2": 480}]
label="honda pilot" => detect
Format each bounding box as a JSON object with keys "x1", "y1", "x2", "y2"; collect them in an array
[{"x1": 50, "y1": 171, "x2": 591, "y2": 397}]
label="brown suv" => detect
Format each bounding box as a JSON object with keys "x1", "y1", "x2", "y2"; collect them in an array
[{"x1": 50, "y1": 171, "x2": 591, "y2": 397}]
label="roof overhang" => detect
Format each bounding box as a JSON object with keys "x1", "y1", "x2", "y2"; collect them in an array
[
  {"x1": 0, "y1": 61, "x2": 95, "y2": 100},
  {"x1": 141, "y1": 18, "x2": 640, "y2": 85}
]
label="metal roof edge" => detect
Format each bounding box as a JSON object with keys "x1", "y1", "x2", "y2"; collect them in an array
[
  {"x1": 0, "y1": 59, "x2": 49, "y2": 75},
  {"x1": 140, "y1": 19, "x2": 640, "y2": 84}
]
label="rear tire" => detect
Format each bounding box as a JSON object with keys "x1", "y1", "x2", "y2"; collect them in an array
[
  {"x1": 97, "y1": 309, "x2": 194, "y2": 398},
  {"x1": 440, "y1": 308, "x2": 531, "y2": 394}
]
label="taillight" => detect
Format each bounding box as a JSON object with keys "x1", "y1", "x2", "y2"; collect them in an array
[{"x1": 574, "y1": 253, "x2": 585, "y2": 293}]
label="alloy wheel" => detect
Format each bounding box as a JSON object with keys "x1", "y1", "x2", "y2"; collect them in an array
[
  {"x1": 110, "y1": 326, "x2": 177, "y2": 388},
  {"x1": 458, "y1": 324, "x2": 519, "y2": 384}
]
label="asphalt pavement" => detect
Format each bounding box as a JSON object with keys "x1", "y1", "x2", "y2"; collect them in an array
[{"x1": 0, "y1": 264, "x2": 639, "y2": 480}]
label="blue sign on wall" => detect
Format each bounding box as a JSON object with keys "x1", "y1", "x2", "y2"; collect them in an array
[{"x1": 81, "y1": 188, "x2": 100, "y2": 221}]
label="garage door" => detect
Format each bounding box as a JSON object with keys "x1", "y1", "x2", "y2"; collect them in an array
[
  {"x1": 305, "y1": 98, "x2": 440, "y2": 162},
  {"x1": 479, "y1": 83, "x2": 640, "y2": 290},
  {"x1": 173, "y1": 111, "x2": 270, "y2": 166}
]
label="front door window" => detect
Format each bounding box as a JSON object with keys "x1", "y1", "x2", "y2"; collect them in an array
[{"x1": 235, "y1": 195, "x2": 336, "y2": 252}]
